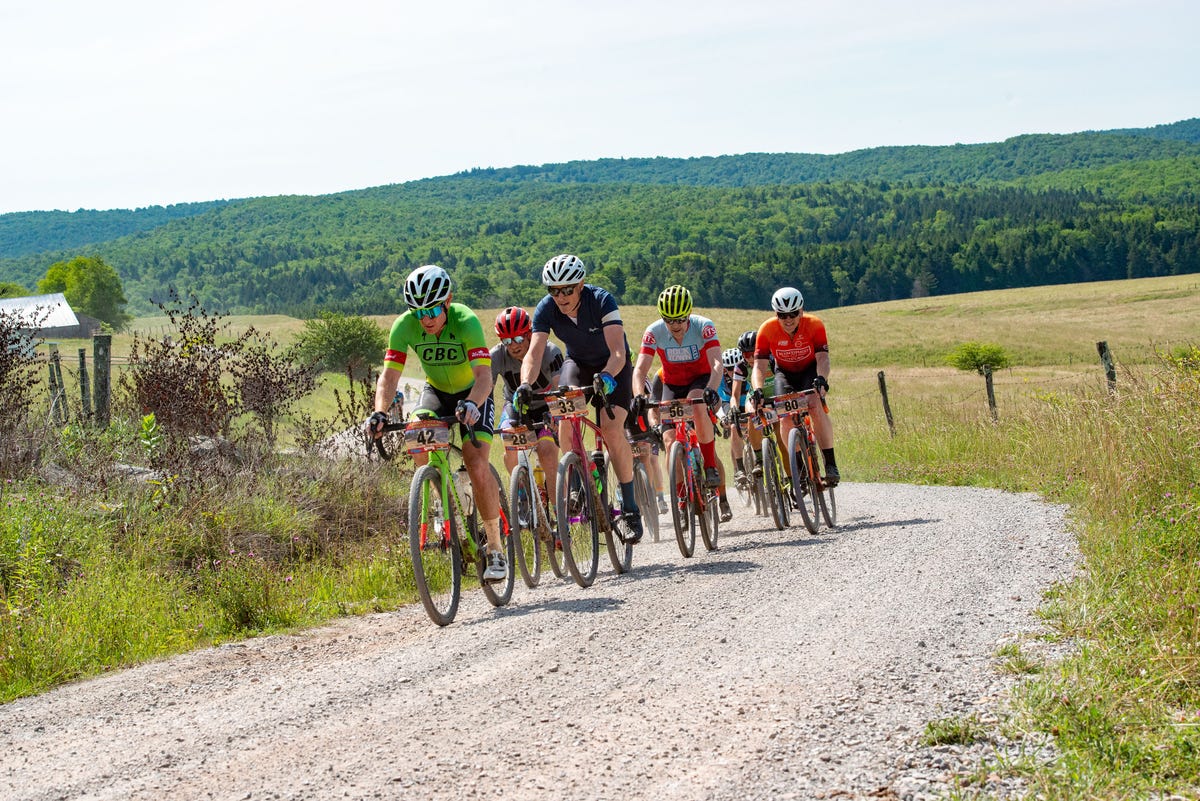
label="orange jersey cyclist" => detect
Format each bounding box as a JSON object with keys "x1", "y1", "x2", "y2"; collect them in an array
[
  {"x1": 365, "y1": 265, "x2": 508, "y2": 581},
  {"x1": 746, "y1": 286, "x2": 840, "y2": 487},
  {"x1": 516, "y1": 254, "x2": 644, "y2": 543},
  {"x1": 632, "y1": 285, "x2": 732, "y2": 522}
]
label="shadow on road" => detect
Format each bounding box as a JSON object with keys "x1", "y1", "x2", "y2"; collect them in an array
[
  {"x1": 834, "y1": 517, "x2": 938, "y2": 532},
  {"x1": 484, "y1": 593, "x2": 626, "y2": 620}
]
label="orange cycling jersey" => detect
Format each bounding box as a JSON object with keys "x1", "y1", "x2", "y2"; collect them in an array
[{"x1": 754, "y1": 314, "x2": 828, "y2": 373}]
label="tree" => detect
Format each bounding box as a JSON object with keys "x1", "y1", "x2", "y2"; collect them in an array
[
  {"x1": 946, "y1": 342, "x2": 1012, "y2": 374},
  {"x1": 37, "y1": 256, "x2": 131, "y2": 328},
  {"x1": 0, "y1": 282, "x2": 27, "y2": 299},
  {"x1": 290, "y1": 311, "x2": 387, "y2": 380}
]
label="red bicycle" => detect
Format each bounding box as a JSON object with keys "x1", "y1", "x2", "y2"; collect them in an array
[
  {"x1": 657, "y1": 397, "x2": 720, "y2": 557},
  {"x1": 775, "y1": 389, "x2": 837, "y2": 534}
]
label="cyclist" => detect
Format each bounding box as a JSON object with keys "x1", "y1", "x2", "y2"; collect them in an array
[
  {"x1": 746, "y1": 287, "x2": 840, "y2": 486},
  {"x1": 718, "y1": 347, "x2": 750, "y2": 488},
  {"x1": 490, "y1": 306, "x2": 563, "y2": 514},
  {"x1": 366, "y1": 265, "x2": 508, "y2": 581},
  {"x1": 632, "y1": 285, "x2": 732, "y2": 522},
  {"x1": 729, "y1": 330, "x2": 776, "y2": 483},
  {"x1": 516, "y1": 254, "x2": 644, "y2": 543}
]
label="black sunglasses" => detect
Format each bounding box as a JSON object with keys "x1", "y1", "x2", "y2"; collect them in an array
[
  {"x1": 776, "y1": 310, "x2": 801, "y2": 320},
  {"x1": 548, "y1": 286, "x2": 577, "y2": 298}
]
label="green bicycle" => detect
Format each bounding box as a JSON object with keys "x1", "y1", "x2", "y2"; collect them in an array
[{"x1": 373, "y1": 412, "x2": 515, "y2": 626}]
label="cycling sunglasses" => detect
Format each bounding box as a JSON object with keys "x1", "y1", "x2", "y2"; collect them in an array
[
  {"x1": 413, "y1": 304, "x2": 445, "y2": 320},
  {"x1": 662, "y1": 316, "x2": 689, "y2": 326},
  {"x1": 501, "y1": 335, "x2": 527, "y2": 346},
  {"x1": 775, "y1": 310, "x2": 801, "y2": 320},
  {"x1": 548, "y1": 285, "x2": 577, "y2": 297}
]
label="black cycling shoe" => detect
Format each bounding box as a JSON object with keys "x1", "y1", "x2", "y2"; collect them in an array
[
  {"x1": 621, "y1": 510, "x2": 644, "y2": 545},
  {"x1": 824, "y1": 465, "x2": 840, "y2": 488},
  {"x1": 719, "y1": 496, "x2": 733, "y2": 522}
]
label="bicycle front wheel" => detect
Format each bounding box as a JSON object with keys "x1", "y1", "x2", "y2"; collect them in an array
[
  {"x1": 667, "y1": 441, "x2": 696, "y2": 558},
  {"x1": 408, "y1": 464, "x2": 461, "y2": 626},
  {"x1": 762, "y1": 437, "x2": 790, "y2": 531},
  {"x1": 510, "y1": 463, "x2": 542, "y2": 588},
  {"x1": 633, "y1": 460, "x2": 659, "y2": 543},
  {"x1": 788, "y1": 428, "x2": 820, "y2": 535},
  {"x1": 557, "y1": 452, "x2": 599, "y2": 588},
  {"x1": 699, "y1": 487, "x2": 719, "y2": 551},
  {"x1": 477, "y1": 465, "x2": 515, "y2": 607},
  {"x1": 816, "y1": 448, "x2": 838, "y2": 528},
  {"x1": 743, "y1": 437, "x2": 766, "y2": 517}
]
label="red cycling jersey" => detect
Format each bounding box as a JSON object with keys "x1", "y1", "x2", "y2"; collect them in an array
[{"x1": 754, "y1": 314, "x2": 828, "y2": 373}]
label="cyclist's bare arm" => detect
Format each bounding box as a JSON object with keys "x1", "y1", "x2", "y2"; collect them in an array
[
  {"x1": 706, "y1": 348, "x2": 723, "y2": 391},
  {"x1": 374, "y1": 365, "x2": 403, "y2": 418},
  {"x1": 815, "y1": 352, "x2": 831, "y2": 393},
  {"x1": 632, "y1": 351, "x2": 655, "y2": 395},
  {"x1": 602, "y1": 325, "x2": 628, "y2": 378},
  {"x1": 466, "y1": 363, "x2": 495, "y2": 410},
  {"x1": 520, "y1": 332, "x2": 550, "y2": 386}
]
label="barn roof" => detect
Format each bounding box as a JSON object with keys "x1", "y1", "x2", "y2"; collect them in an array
[{"x1": 0, "y1": 293, "x2": 81, "y2": 329}]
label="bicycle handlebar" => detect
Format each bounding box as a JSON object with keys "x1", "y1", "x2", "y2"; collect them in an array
[{"x1": 366, "y1": 409, "x2": 478, "y2": 461}]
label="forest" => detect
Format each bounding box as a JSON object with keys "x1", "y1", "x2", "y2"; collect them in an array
[{"x1": 1, "y1": 120, "x2": 1198, "y2": 317}]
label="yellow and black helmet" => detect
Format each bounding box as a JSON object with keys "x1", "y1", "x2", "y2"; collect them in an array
[{"x1": 657, "y1": 285, "x2": 693, "y2": 319}]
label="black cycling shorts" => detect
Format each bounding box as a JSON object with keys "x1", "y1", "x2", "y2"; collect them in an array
[{"x1": 413, "y1": 383, "x2": 495, "y2": 442}]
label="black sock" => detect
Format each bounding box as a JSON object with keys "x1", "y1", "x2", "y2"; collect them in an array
[
  {"x1": 822, "y1": 448, "x2": 837, "y2": 469},
  {"x1": 734, "y1": 457, "x2": 745, "y2": 472}
]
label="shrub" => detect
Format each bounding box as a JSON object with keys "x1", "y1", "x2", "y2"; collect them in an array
[
  {"x1": 946, "y1": 341, "x2": 1012, "y2": 374},
  {"x1": 0, "y1": 308, "x2": 45, "y2": 481},
  {"x1": 290, "y1": 312, "x2": 386, "y2": 380}
]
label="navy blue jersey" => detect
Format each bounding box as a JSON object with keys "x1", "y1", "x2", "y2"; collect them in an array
[{"x1": 532, "y1": 284, "x2": 631, "y2": 368}]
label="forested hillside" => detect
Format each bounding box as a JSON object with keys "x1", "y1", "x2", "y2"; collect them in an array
[{"x1": 1, "y1": 120, "x2": 1197, "y2": 317}]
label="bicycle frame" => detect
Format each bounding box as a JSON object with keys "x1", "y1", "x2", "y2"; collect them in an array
[{"x1": 657, "y1": 396, "x2": 720, "y2": 555}]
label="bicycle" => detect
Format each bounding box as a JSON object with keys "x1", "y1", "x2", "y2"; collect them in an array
[
  {"x1": 748, "y1": 401, "x2": 792, "y2": 531},
  {"x1": 658, "y1": 397, "x2": 720, "y2": 557},
  {"x1": 730, "y1": 408, "x2": 767, "y2": 518},
  {"x1": 540, "y1": 376, "x2": 639, "y2": 588},
  {"x1": 501, "y1": 417, "x2": 567, "y2": 587},
  {"x1": 626, "y1": 415, "x2": 664, "y2": 543},
  {"x1": 371, "y1": 409, "x2": 515, "y2": 626},
  {"x1": 775, "y1": 389, "x2": 838, "y2": 534}
]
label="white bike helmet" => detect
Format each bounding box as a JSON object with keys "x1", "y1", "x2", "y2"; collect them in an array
[
  {"x1": 771, "y1": 287, "x2": 804, "y2": 314},
  {"x1": 722, "y1": 348, "x2": 744, "y2": 370},
  {"x1": 404, "y1": 265, "x2": 452, "y2": 309},
  {"x1": 542, "y1": 254, "x2": 587, "y2": 287}
]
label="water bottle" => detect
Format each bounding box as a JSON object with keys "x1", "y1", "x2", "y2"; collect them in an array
[
  {"x1": 590, "y1": 450, "x2": 606, "y2": 497},
  {"x1": 533, "y1": 462, "x2": 546, "y2": 496},
  {"x1": 455, "y1": 465, "x2": 475, "y2": 515}
]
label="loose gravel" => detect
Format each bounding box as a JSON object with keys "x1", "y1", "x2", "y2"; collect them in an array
[{"x1": 0, "y1": 482, "x2": 1077, "y2": 801}]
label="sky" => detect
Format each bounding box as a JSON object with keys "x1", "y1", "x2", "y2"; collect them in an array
[{"x1": 1, "y1": 0, "x2": 1196, "y2": 214}]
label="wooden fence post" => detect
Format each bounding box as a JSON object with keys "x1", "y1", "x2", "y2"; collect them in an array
[
  {"x1": 94, "y1": 334, "x2": 111, "y2": 428},
  {"x1": 48, "y1": 344, "x2": 68, "y2": 424},
  {"x1": 1096, "y1": 340, "x2": 1116, "y2": 394},
  {"x1": 984, "y1": 365, "x2": 998, "y2": 422},
  {"x1": 78, "y1": 348, "x2": 92, "y2": 419},
  {"x1": 877, "y1": 370, "x2": 896, "y2": 436}
]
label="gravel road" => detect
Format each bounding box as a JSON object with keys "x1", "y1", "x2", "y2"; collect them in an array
[{"x1": 0, "y1": 482, "x2": 1076, "y2": 801}]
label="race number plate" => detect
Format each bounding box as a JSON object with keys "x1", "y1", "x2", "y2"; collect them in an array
[
  {"x1": 501, "y1": 426, "x2": 537, "y2": 452},
  {"x1": 403, "y1": 419, "x2": 451, "y2": 453},
  {"x1": 773, "y1": 392, "x2": 809, "y2": 416},
  {"x1": 626, "y1": 436, "x2": 651, "y2": 458},
  {"x1": 549, "y1": 389, "x2": 588, "y2": 420},
  {"x1": 754, "y1": 406, "x2": 779, "y2": 429},
  {"x1": 657, "y1": 399, "x2": 689, "y2": 424}
]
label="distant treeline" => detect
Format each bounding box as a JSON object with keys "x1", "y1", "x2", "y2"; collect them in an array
[{"x1": 0, "y1": 121, "x2": 1198, "y2": 317}]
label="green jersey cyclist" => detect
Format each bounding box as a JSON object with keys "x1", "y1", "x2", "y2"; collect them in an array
[{"x1": 366, "y1": 265, "x2": 509, "y2": 582}]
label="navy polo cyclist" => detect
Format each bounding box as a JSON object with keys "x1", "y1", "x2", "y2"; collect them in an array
[{"x1": 516, "y1": 254, "x2": 644, "y2": 543}]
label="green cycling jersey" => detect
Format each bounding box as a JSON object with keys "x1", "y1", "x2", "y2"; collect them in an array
[{"x1": 384, "y1": 303, "x2": 491, "y2": 393}]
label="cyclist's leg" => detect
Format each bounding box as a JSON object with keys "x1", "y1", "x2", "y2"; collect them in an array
[
  {"x1": 796, "y1": 364, "x2": 838, "y2": 480},
  {"x1": 534, "y1": 421, "x2": 559, "y2": 505},
  {"x1": 455, "y1": 390, "x2": 503, "y2": 552},
  {"x1": 557, "y1": 358, "x2": 584, "y2": 453},
  {"x1": 499, "y1": 401, "x2": 519, "y2": 474}
]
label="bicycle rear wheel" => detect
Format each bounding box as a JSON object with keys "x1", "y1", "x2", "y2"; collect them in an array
[
  {"x1": 667, "y1": 441, "x2": 696, "y2": 557},
  {"x1": 632, "y1": 460, "x2": 659, "y2": 543},
  {"x1": 598, "y1": 454, "x2": 633, "y2": 575},
  {"x1": 762, "y1": 437, "x2": 790, "y2": 530},
  {"x1": 408, "y1": 464, "x2": 461, "y2": 626},
  {"x1": 510, "y1": 463, "x2": 541, "y2": 588},
  {"x1": 557, "y1": 452, "x2": 599, "y2": 588},
  {"x1": 743, "y1": 438, "x2": 766, "y2": 517},
  {"x1": 698, "y1": 487, "x2": 719, "y2": 551},
  {"x1": 788, "y1": 428, "x2": 820, "y2": 535},
  {"x1": 476, "y1": 465, "x2": 515, "y2": 607},
  {"x1": 816, "y1": 448, "x2": 838, "y2": 528}
]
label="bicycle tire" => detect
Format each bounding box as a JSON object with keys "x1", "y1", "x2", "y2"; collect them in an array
[
  {"x1": 816, "y1": 448, "x2": 838, "y2": 528},
  {"x1": 762, "y1": 437, "x2": 790, "y2": 530},
  {"x1": 598, "y1": 453, "x2": 633, "y2": 575},
  {"x1": 743, "y1": 438, "x2": 766, "y2": 517},
  {"x1": 510, "y1": 463, "x2": 542, "y2": 588},
  {"x1": 633, "y1": 460, "x2": 659, "y2": 543},
  {"x1": 788, "y1": 428, "x2": 820, "y2": 535},
  {"x1": 557, "y1": 452, "x2": 599, "y2": 587},
  {"x1": 474, "y1": 465, "x2": 515, "y2": 607},
  {"x1": 667, "y1": 441, "x2": 696, "y2": 558},
  {"x1": 408, "y1": 464, "x2": 461, "y2": 626},
  {"x1": 698, "y1": 485, "x2": 719, "y2": 551}
]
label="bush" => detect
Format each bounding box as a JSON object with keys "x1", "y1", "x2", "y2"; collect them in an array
[
  {"x1": 946, "y1": 341, "x2": 1012, "y2": 374},
  {"x1": 290, "y1": 312, "x2": 386, "y2": 379},
  {"x1": 0, "y1": 308, "x2": 45, "y2": 481}
]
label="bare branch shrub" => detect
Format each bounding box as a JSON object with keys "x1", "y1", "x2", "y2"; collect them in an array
[{"x1": 0, "y1": 308, "x2": 46, "y2": 480}]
